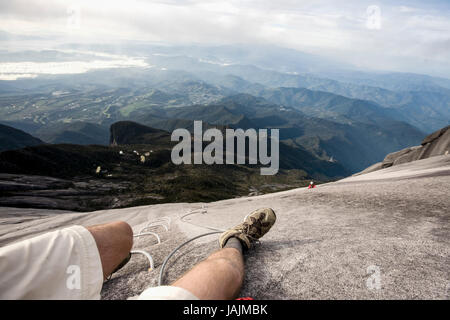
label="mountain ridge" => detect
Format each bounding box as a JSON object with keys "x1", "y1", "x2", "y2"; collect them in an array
[{"x1": 0, "y1": 124, "x2": 44, "y2": 152}]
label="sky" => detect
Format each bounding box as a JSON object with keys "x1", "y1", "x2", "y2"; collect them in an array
[{"x1": 0, "y1": 0, "x2": 449, "y2": 77}]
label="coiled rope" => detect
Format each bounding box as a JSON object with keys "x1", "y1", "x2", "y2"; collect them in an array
[
  {"x1": 158, "y1": 204, "x2": 226, "y2": 285},
  {"x1": 128, "y1": 205, "x2": 226, "y2": 286},
  {"x1": 157, "y1": 231, "x2": 223, "y2": 286}
]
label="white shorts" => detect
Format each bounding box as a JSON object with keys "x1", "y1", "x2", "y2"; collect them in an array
[
  {"x1": 138, "y1": 286, "x2": 199, "y2": 300},
  {"x1": 0, "y1": 225, "x2": 104, "y2": 300},
  {"x1": 0, "y1": 225, "x2": 199, "y2": 300}
]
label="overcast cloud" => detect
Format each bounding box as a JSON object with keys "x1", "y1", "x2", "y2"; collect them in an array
[{"x1": 0, "y1": 0, "x2": 449, "y2": 77}]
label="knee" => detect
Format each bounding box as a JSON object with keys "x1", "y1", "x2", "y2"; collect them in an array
[
  {"x1": 113, "y1": 220, "x2": 133, "y2": 237},
  {"x1": 111, "y1": 221, "x2": 133, "y2": 251}
]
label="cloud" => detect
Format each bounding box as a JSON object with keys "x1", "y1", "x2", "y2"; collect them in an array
[
  {"x1": 0, "y1": 51, "x2": 150, "y2": 80},
  {"x1": 0, "y1": 0, "x2": 449, "y2": 76}
]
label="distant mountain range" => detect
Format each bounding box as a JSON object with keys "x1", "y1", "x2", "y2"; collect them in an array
[
  {"x1": 1, "y1": 45, "x2": 449, "y2": 211},
  {"x1": 1, "y1": 119, "x2": 344, "y2": 180},
  {"x1": 194, "y1": 65, "x2": 450, "y2": 134},
  {"x1": 1, "y1": 45, "x2": 448, "y2": 176},
  {"x1": 1, "y1": 54, "x2": 448, "y2": 129},
  {"x1": 0, "y1": 120, "x2": 347, "y2": 211},
  {"x1": 356, "y1": 125, "x2": 450, "y2": 175},
  {"x1": 109, "y1": 121, "x2": 172, "y2": 146},
  {"x1": 34, "y1": 122, "x2": 110, "y2": 145},
  {"x1": 0, "y1": 124, "x2": 43, "y2": 152},
  {"x1": 0, "y1": 82, "x2": 426, "y2": 173},
  {"x1": 110, "y1": 120, "x2": 349, "y2": 178},
  {"x1": 127, "y1": 94, "x2": 424, "y2": 172}
]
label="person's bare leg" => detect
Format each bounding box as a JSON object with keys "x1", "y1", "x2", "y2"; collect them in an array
[
  {"x1": 172, "y1": 238, "x2": 244, "y2": 300},
  {"x1": 171, "y1": 208, "x2": 276, "y2": 300},
  {"x1": 87, "y1": 221, "x2": 133, "y2": 280}
]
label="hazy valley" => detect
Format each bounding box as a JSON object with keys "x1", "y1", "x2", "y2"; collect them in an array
[{"x1": 0, "y1": 46, "x2": 448, "y2": 212}]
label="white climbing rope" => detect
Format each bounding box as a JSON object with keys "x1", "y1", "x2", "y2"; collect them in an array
[
  {"x1": 180, "y1": 205, "x2": 225, "y2": 232},
  {"x1": 133, "y1": 231, "x2": 161, "y2": 244},
  {"x1": 146, "y1": 216, "x2": 171, "y2": 228},
  {"x1": 127, "y1": 217, "x2": 172, "y2": 272},
  {"x1": 158, "y1": 205, "x2": 229, "y2": 285},
  {"x1": 130, "y1": 250, "x2": 155, "y2": 271},
  {"x1": 139, "y1": 223, "x2": 169, "y2": 233},
  {"x1": 158, "y1": 231, "x2": 222, "y2": 286},
  {"x1": 125, "y1": 205, "x2": 228, "y2": 281}
]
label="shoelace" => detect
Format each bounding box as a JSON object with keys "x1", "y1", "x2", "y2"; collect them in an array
[{"x1": 239, "y1": 218, "x2": 264, "y2": 243}]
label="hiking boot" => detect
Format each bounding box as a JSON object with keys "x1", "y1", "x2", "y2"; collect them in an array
[{"x1": 219, "y1": 208, "x2": 276, "y2": 250}]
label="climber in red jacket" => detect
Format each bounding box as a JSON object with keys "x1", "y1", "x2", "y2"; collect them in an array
[{"x1": 308, "y1": 181, "x2": 316, "y2": 189}]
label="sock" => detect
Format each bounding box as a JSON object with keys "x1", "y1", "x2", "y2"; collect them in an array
[{"x1": 224, "y1": 237, "x2": 243, "y2": 254}]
